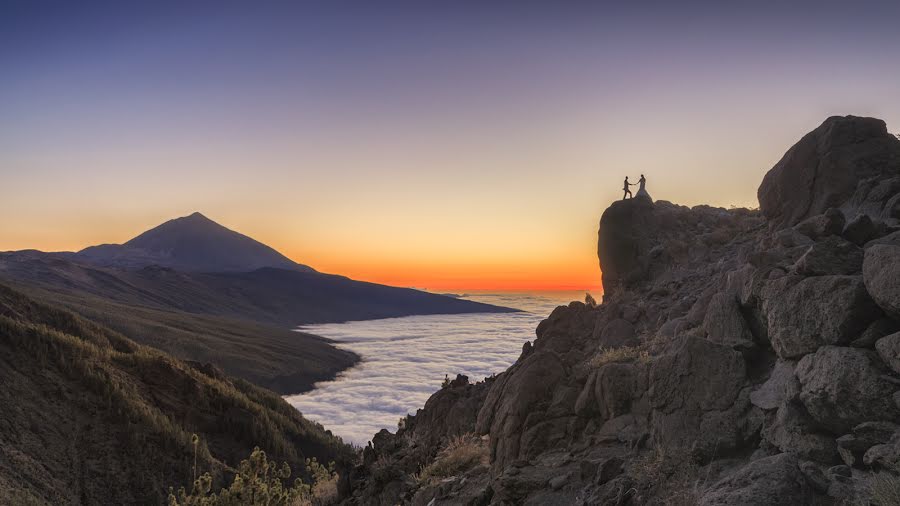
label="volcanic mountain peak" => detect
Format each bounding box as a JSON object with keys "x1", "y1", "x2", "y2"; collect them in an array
[{"x1": 75, "y1": 212, "x2": 315, "y2": 273}]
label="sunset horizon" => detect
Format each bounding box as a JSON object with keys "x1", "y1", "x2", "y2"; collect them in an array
[{"x1": 3, "y1": 2, "x2": 900, "y2": 504}]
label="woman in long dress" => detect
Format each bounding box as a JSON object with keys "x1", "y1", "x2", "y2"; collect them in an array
[{"x1": 635, "y1": 174, "x2": 652, "y2": 201}]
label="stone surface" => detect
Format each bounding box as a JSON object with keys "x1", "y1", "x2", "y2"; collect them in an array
[
  {"x1": 765, "y1": 275, "x2": 880, "y2": 359},
  {"x1": 836, "y1": 421, "x2": 899, "y2": 467},
  {"x1": 704, "y1": 292, "x2": 755, "y2": 349},
  {"x1": 875, "y1": 331, "x2": 900, "y2": 375},
  {"x1": 649, "y1": 337, "x2": 750, "y2": 460},
  {"x1": 793, "y1": 209, "x2": 846, "y2": 240},
  {"x1": 699, "y1": 454, "x2": 818, "y2": 506},
  {"x1": 575, "y1": 362, "x2": 647, "y2": 421},
  {"x1": 843, "y1": 214, "x2": 879, "y2": 245},
  {"x1": 597, "y1": 318, "x2": 637, "y2": 349},
  {"x1": 758, "y1": 115, "x2": 900, "y2": 229},
  {"x1": 762, "y1": 401, "x2": 839, "y2": 463},
  {"x1": 863, "y1": 244, "x2": 900, "y2": 318},
  {"x1": 795, "y1": 346, "x2": 900, "y2": 434},
  {"x1": 793, "y1": 235, "x2": 863, "y2": 276},
  {"x1": 750, "y1": 360, "x2": 800, "y2": 410}
]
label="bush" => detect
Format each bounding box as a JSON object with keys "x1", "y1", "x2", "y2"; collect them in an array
[
  {"x1": 168, "y1": 447, "x2": 338, "y2": 506},
  {"x1": 416, "y1": 434, "x2": 488, "y2": 484}
]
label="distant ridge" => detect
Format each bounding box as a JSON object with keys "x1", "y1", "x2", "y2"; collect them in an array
[{"x1": 73, "y1": 212, "x2": 315, "y2": 273}]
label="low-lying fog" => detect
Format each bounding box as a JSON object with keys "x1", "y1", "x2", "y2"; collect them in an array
[{"x1": 285, "y1": 292, "x2": 588, "y2": 445}]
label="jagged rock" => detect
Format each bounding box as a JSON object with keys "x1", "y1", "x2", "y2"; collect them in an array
[
  {"x1": 798, "y1": 461, "x2": 829, "y2": 494},
  {"x1": 795, "y1": 346, "x2": 900, "y2": 434},
  {"x1": 699, "y1": 454, "x2": 818, "y2": 505},
  {"x1": 750, "y1": 360, "x2": 800, "y2": 410},
  {"x1": 884, "y1": 193, "x2": 900, "y2": 221},
  {"x1": 851, "y1": 318, "x2": 898, "y2": 348},
  {"x1": 793, "y1": 209, "x2": 846, "y2": 240},
  {"x1": 793, "y1": 236, "x2": 863, "y2": 276},
  {"x1": 836, "y1": 421, "x2": 899, "y2": 467},
  {"x1": 843, "y1": 214, "x2": 879, "y2": 245},
  {"x1": 406, "y1": 375, "x2": 490, "y2": 452},
  {"x1": 775, "y1": 228, "x2": 815, "y2": 248},
  {"x1": 876, "y1": 331, "x2": 900, "y2": 374},
  {"x1": 868, "y1": 230, "x2": 900, "y2": 248},
  {"x1": 596, "y1": 319, "x2": 637, "y2": 349},
  {"x1": 534, "y1": 302, "x2": 596, "y2": 356},
  {"x1": 580, "y1": 456, "x2": 624, "y2": 485},
  {"x1": 863, "y1": 430, "x2": 900, "y2": 470},
  {"x1": 597, "y1": 197, "x2": 660, "y2": 293},
  {"x1": 649, "y1": 337, "x2": 752, "y2": 460},
  {"x1": 758, "y1": 115, "x2": 900, "y2": 229},
  {"x1": 761, "y1": 401, "x2": 839, "y2": 463},
  {"x1": 574, "y1": 362, "x2": 647, "y2": 421},
  {"x1": 475, "y1": 350, "x2": 567, "y2": 469},
  {"x1": 765, "y1": 275, "x2": 880, "y2": 359},
  {"x1": 863, "y1": 244, "x2": 900, "y2": 319},
  {"x1": 704, "y1": 292, "x2": 755, "y2": 349}
]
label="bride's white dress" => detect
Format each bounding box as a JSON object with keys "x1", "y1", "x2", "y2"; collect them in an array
[{"x1": 636, "y1": 179, "x2": 652, "y2": 201}]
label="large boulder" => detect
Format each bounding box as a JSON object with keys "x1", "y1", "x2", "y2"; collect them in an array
[
  {"x1": 863, "y1": 244, "x2": 900, "y2": 319},
  {"x1": 750, "y1": 360, "x2": 800, "y2": 411},
  {"x1": 649, "y1": 337, "x2": 754, "y2": 460},
  {"x1": 758, "y1": 115, "x2": 900, "y2": 229},
  {"x1": 574, "y1": 362, "x2": 647, "y2": 421},
  {"x1": 793, "y1": 235, "x2": 863, "y2": 276},
  {"x1": 795, "y1": 346, "x2": 900, "y2": 434},
  {"x1": 764, "y1": 275, "x2": 880, "y2": 359},
  {"x1": 875, "y1": 331, "x2": 900, "y2": 374},
  {"x1": 699, "y1": 454, "x2": 820, "y2": 505},
  {"x1": 703, "y1": 292, "x2": 755, "y2": 349},
  {"x1": 762, "y1": 401, "x2": 839, "y2": 463},
  {"x1": 836, "y1": 421, "x2": 899, "y2": 467},
  {"x1": 475, "y1": 350, "x2": 568, "y2": 469},
  {"x1": 597, "y1": 197, "x2": 660, "y2": 293}
]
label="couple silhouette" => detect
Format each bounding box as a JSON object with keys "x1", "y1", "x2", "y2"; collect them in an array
[{"x1": 622, "y1": 174, "x2": 648, "y2": 200}]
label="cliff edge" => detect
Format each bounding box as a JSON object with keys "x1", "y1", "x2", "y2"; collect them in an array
[{"x1": 342, "y1": 115, "x2": 900, "y2": 505}]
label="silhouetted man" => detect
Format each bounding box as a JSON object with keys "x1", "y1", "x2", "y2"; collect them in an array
[{"x1": 623, "y1": 177, "x2": 634, "y2": 200}]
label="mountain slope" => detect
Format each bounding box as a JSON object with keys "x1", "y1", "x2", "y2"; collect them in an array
[
  {"x1": 0, "y1": 282, "x2": 354, "y2": 505},
  {"x1": 73, "y1": 212, "x2": 314, "y2": 273},
  {"x1": 0, "y1": 253, "x2": 516, "y2": 327}
]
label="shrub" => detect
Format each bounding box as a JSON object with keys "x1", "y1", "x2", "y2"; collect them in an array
[
  {"x1": 869, "y1": 472, "x2": 900, "y2": 506},
  {"x1": 416, "y1": 434, "x2": 488, "y2": 484},
  {"x1": 167, "y1": 447, "x2": 338, "y2": 506}
]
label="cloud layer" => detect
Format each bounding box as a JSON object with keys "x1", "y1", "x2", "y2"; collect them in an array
[{"x1": 285, "y1": 292, "x2": 582, "y2": 445}]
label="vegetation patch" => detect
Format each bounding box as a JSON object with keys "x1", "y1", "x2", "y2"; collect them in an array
[
  {"x1": 415, "y1": 433, "x2": 489, "y2": 484},
  {"x1": 590, "y1": 345, "x2": 650, "y2": 368}
]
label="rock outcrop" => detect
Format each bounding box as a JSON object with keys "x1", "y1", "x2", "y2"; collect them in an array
[
  {"x1": 758, "y1": 115, "x2": 900, "y2": 229},
  {"x1": 342, "y1": 116, "x2": 900, "y2": 505}
]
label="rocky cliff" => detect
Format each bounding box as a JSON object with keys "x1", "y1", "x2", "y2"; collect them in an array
[{"x1": 341, "y1": 115, "x2": 900, "y2": 505}]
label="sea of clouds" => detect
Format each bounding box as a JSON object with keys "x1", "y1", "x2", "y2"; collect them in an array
[{"x1": 284, "y1": 291, "x2": 586, "y2": 446}]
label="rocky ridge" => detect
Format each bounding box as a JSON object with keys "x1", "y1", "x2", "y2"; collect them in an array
[{"x1": 341, "y1": 115, "x2": 900, "y2": 505}]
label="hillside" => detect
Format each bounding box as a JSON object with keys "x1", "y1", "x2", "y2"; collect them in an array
[
  {"x1": 0, "y1": 282, "x2": 355, "y2": 505},
  {"x1": 340, "y1": 115, "x2": 900, "y2": 505}
]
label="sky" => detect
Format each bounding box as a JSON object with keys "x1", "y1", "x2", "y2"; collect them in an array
[{"x1": 2, "y1": 1, "x2": 900, "y2": 290}]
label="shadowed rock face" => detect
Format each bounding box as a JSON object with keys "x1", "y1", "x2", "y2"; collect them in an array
[
  {"x1": 758, "y1": 115, "x2": 900, "y2": 229},
  {"x1": 341, "y1": 116, "x2": 900, "y2": 506}
]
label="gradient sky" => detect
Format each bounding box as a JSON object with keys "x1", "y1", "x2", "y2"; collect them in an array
[{"x1": 2, "y1": 1, "x2": 900, "y2": 290}]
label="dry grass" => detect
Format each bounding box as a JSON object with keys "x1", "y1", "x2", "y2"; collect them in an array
[
  {"x1": 629, "y1": 443, "x2": 703, "y2": 506},
  {"x1": 416, "y1": 434, "x2": 489, "y2": 484},
  {"x1": 590, "y1": 345, "x2": 651, "y2": 368},
  {"x1": 868, "y1": 472, "x2": 900, "y2": 506}
]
